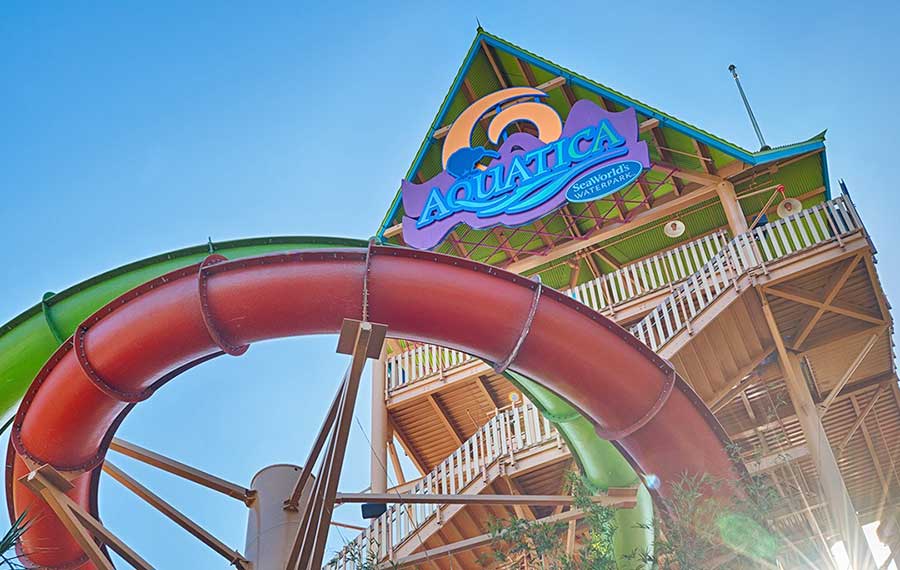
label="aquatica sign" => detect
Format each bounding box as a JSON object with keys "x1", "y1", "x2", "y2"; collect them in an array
[{"x1": 401, "y1": 87, "x2": 650, "y2": 250}]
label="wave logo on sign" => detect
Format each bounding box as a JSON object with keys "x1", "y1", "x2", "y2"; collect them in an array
[{"x1": 400, "y1": 87, "x2": 650, "y2": 250}]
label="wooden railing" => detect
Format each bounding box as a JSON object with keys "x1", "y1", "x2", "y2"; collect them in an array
[
  {"x1": 570, "y1": 229, "x2": 728, "y2": 311},
  {"x1": 629, "y1": 194, "x2": 863, "y2": 351},
  {"x1": 385, "y1": 230, "x2": 729, "y2": 393},
  {"x1": 386, "y1": 343, "x2": 477, "y2": 393},
  {"x1": 325, "y1": 403, "x2": 561, "y2": 570}
]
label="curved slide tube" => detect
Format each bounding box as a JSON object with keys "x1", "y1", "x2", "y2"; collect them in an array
[
  {"x1": 508, "y1": 371, "x2": 654, "y2": 562},
  {"x1": 4, "y1": 245, "x2": 740, "y2": 569},
  {"x1": 0, "y1": 236, "x2": 368, "y2": 418},
  {"x1": 0, "y1": 236, "x2": 652, "y2": 566}
]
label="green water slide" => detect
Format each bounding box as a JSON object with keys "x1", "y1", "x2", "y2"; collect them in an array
[
  {"x1": 508, "y1": 372, "x2": 654, "y2": 564},
  {"x1": 0, "y1": 235, "x2": 652, "y2": 566}
]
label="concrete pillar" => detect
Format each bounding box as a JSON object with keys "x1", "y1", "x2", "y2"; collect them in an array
[
  {"x1": 245, "y1": 464, "x2": 314, "y2": 570},
  {"x1": 371, "y1": 348, "x2": 389, "y2": 493},
  {"x1": 779, "y1": 353, "x2": 877, "y2": 570},
  {"x1": 715, "y1": 181, "x2": 749, "y2": 236}
]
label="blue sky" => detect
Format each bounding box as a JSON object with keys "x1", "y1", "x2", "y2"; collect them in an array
[{"x1": 1, "y1": 1, "x2": 899, "y2": 567}]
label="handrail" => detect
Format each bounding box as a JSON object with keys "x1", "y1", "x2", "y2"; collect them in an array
[
  {"x1": 385, "y1": 230, "x2": 729, "y2": 393},
  {"x1": 325, "y1": 402, "x2": 561, "y2": 569},
  {"x1": 571, "y1": 229, "x2": 728, "y2": 311},
  {"x1": 629, "y1": 194, "x2": 863, "y2": 351}
]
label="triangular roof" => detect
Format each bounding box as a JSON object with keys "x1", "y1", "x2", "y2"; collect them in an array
[{"x1": 375, "y1": 30, "x2": 830, "y2": 289}]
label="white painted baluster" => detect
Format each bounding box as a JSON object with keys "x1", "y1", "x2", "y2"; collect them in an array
[
  {"x1": 586, "y1": 278, "x2": 599, "y2": 311},
  {"x1": 449, "y1": 453, "x2": 458, "y2": 494},
  {"x1": 796, "y1": 212, "x2": 814, "y2": 246},
  {"x1": 609, "y1": 272, "x2": 622, "y2": 303},
  {"x1": 650, "y1": 256, "x2": 663, "y2": 290},
  {"x1": 784, "y1": 213, "x2": 804, "y2": 250},
  {"x1": 772, "y1": 220, "x2": 792, "y2": 255},
  {"x1": 754, "y1": 227, "x2": 774, "y2": 261}
]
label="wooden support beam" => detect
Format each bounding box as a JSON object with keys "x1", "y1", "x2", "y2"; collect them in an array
[
  {"x1": 389, "y1": 508, "x2": 588, "y2": 568},
  {"x1": 818, "y1": 328, "x2": 885, "y2": 413},
  {"x1": 480, "y1": 40, "x2": 508, "y2": 88},
  {"x1": 428, "y1": 394, "x2": 463, "y2": 446},
  {"x1": 612, "y1": 193, "x2": 629, "y2": 221},
  {"x1": 390, "y1": 418, "x2": 429, "y2": 475},
  {"x1": 715, "y1": 180, "x2": 749, "y2": 237},
  {"x1": 559, "y1": 204, "x2": 582, "y2": 237},
  {"x1": 838, "y1": 383, "x2": 887, "y2": 455},
  {"x1": 791, "y1": 255, "x2": 862, "y2": 348},
  {"x1": 637, "y1": 176, "x2": 653, "y2": 209},
  {"x1": 728, "y1": 371, "x2": 896, "y2": 441},
  {"x1": 745, "y1": 445, "x2": 810, "y2": 473},
  {"x1": 334, "y1": 490, "x2": 637, "y2": 507},
  {"x1": 694, "y1": 140, "x2": 717, "y2": 175},
  {"x1": 505, "y1": 180, "x2": 723, "y2": 274},
  {"x1": 491, "y1": 228, "x2": 518, "y2": 262},
  {"x1": 766, "y1": 283, "x2": 886, "y2": 326},
  {"x1": 503, "y1": 475, "x2": 536, "y2": 520},
  {"x1": 331, "y1": 520, "x2": 366, "y2": 532},
  {"x1": 567, "y1": 259, "x2": 582, "y2": 289},
  {"x1": 110, "y1": 438, "x2": 255, "y2": 506},
  {"x1": 862, "y1": 254, "x2": 892, "y2": 324},
  {"x1": 445, "y1": 230, "x2": 469, "y2": 258},
  {"x1": 387, "y1": 439, "x2": 407, "y2": 485},
  {"x1": 103, "y1": 461, "x2": 248, "y2": 568},
  {"x1": 285, "y1": 374, "x2": 343, "y2": 510},
  {"x1": 709, "y1": 348, "x2": 776, "y2": 412},
  {"x1": 517, "y1": 58, "x2": 538, "y2": 88},
  {"x1": 20, "y1": 464, "x2": 150, "y2": 570},
  {"x1": 759, "y1": 292, "x2": 878, "y2": 570},
  {"x1": 290, "y1": 320, "x2": 387, "y2": 570},
  {"x1": 849, "y1": 395, "x2": 890, "y2": 491},
  {"x1": 474, "y1": 375, "x2": 501, "y2": 409},
  {"x1": 566, "y1": 519, "x2": 577, "y2": 555},
  {"x1": 651, "y1": 161, "x2": 721, "y2": 186},
  {"x1": 650, "y1": 128, "x2": 684, "y2": 195},
  {"x1": 588, "y1": 248, "x2": 618, "y2": 271}
]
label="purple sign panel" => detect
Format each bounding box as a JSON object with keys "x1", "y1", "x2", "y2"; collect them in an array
[{"x1": 401, "y1": 89, "x2": 650, "y2": 250}]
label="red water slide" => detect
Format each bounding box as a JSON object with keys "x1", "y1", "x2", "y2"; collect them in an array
[{"x1": 7, "y1": 246, "x2": 739, "y2": 569}]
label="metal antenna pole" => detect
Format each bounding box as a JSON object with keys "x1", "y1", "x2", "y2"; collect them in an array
[{"x1": 728, "y1": 64, "x2": 770, "y2": 151}]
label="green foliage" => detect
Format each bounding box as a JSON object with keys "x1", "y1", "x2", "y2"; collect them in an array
[
  {"x1": 485, "y1": 472, "x2": 620, "y2": 570},
  {"x1": 484, "y1": 468, "x2": 782, "y2": 570},
  {"x1": 337, "y1": 539, "x2": 400, "y2": 570},
  {"x1": 0, "y1": 511, "x2": 31, "y2": 569}
]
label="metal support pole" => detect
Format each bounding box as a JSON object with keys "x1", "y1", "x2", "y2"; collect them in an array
[
  {"x1": 371, "y1": 346, "x2": 389, "y2": 494},
  {"x1": 245, "y1": 465, "x2": 314, "y2": 570},
  {"x1": 109, "y1": 438, "x2": 255, "y2": 505},
  {"x1": 103, "y1": 461, "x2": 249, "y2": 568}
]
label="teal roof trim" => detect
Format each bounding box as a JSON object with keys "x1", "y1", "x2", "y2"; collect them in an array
[{"x1": 376, "y1": 29, "x2": 828, "y2": 239}]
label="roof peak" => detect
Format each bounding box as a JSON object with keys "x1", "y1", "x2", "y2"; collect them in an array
[{"x1": 376, "y1": 29, "x2": 827, "y2": 238}]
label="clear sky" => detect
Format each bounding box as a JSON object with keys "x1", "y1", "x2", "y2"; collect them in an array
[{"x1": 1, "y1": 1, "x2": 899, "y2": 568}]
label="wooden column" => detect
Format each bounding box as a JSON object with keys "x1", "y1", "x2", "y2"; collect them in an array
[
  {"x1": 371, "y1": 346, "x2": 389, "y2": 493},
  {"x1": 715, "y1": 181, "x2": 749, "y2": 236},
  {"x1": 760, "y1": 296, "x2": 877, "y2": 569}
]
